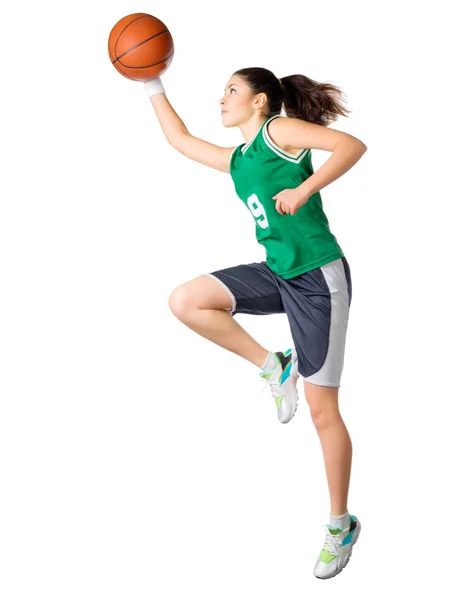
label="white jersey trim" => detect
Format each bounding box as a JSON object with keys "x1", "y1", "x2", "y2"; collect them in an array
[
  {"x1": 263, "y1": 116, "x2": 310, "y2": 164},
  {"x1": 241, "y1": 116, "x2": 275, "y2": 155}
]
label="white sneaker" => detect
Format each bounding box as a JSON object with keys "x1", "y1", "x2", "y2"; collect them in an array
[
  {"x1": 259, "y1": 348, "x2": 299, "y2": 424},
  {"x1": 313, "y1": 515, "x2": 361, "y2": 579}
]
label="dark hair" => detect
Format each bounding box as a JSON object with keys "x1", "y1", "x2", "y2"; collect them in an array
[{"x1": 232, "y1": 67, "x2": 350, "y2": 126}]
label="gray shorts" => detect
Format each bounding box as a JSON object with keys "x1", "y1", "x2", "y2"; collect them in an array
[{"x1": 204, "y1": 256, "x2": 352, "y2": 387}]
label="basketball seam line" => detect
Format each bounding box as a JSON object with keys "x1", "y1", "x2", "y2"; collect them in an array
[
  {"x1": 116, "y1": 48, "x2": 174, "y2": 70},
  {"x1": 113, "y1": 14, "x2": 150, "y2": 59},
  {"x1": 112, "y1": 29, "x2": 170, "y2": 64}
]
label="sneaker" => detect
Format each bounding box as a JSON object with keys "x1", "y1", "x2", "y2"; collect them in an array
[
  {"x1": 313, "y1": 515, "x2": 361, "y2": 579},
  {"x1": 259, "y1": 348, "x2": 299, "y2": 424}
]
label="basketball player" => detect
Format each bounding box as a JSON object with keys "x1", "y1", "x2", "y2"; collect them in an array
[{"x1": 143, "y1": 68, "x2": 367, "y2": 579}]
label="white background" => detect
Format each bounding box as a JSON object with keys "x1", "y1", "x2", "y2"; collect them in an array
[{"x1": 1, "y1": 0, "x2": 462, "y2": 597}]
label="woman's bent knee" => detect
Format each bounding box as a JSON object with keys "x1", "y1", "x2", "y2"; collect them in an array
[
  {"x1": 168, "y1": 286, "x2": 194, "y2": 320},
  {"x1": 168, "y1": 275, "x2": 233, "y2": 319}
]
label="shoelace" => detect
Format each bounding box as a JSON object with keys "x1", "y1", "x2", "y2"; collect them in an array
[
  {"x1": 259, "y1": 374, "x2": 283, "y2": 399},
  {"x1": 321, "y1": 524, "x2": 343, "y2": 556}
]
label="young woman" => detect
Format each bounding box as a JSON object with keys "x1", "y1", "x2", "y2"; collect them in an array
[{"x1": 143, "y1": 67, "x2": 367, "y2": 580}]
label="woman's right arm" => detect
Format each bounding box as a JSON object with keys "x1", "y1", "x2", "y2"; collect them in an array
[{"x1": 147, "y1": 87, "x2": 235, "y2": 174}]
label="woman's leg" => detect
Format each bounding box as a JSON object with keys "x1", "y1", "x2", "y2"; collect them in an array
[
  {"x1": 303, "y1": 381, "x2": 352, "y2": 517},
  {"x1": 278, "y1": 257, "x2": 352, "y2": 513},
  {"x1": 168, "y1": 274, "x2": 269, "y2": 368}
]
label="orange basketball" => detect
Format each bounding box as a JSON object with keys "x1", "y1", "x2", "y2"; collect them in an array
[{"x1": 108, "y1": 13, "x2": 174, "y2": 82}]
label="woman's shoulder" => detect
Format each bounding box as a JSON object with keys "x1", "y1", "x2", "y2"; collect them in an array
[{"x1": 266, "y1": 116, "x2": 304, "y2": 155}]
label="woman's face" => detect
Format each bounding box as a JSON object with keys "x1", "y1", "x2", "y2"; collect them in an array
[{"x1": 219, "y1": 76, "x2": 261, "y2": 127}]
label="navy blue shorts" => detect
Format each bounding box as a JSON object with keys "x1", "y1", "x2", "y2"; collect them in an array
[{"x1": 204, "y1": 257, "x2": 352, "y2": 387}]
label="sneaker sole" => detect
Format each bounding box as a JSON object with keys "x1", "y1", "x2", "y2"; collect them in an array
[{"x1": 279, "y1": 362, "x2": 299, "y2": 424}]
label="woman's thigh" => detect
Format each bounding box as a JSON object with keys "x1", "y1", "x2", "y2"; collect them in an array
[
  {"x1": 204, "y1": 261, "x2": 285, "y2": 316},
  {"x1": 169, "y1": 261, "x2": 285, "y2": 317},
  {"x1": 168, "y1": 274, "x2": 236, "y2": 315},
  {"x1": 280, "y1": 256, "x2": 352, "y2": 387}
]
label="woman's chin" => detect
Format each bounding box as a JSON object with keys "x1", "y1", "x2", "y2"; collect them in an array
[{"x1": 221, "y1": 117, "x2": 235, "y2": 128}]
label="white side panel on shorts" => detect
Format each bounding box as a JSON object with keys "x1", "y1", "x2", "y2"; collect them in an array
[{"x1": 301, "y1": 258, "x2": 350, "y2": 388}]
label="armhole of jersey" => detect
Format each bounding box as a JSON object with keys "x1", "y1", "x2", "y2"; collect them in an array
[
  {"x1": 263, "y1": 117, "x2": 310, "y2": 164},
  {"x1": 230, "y1": 145, "x2": 240, "y2": 159},
  {"x1": 229, "y1": 144, "x2": 241, "y2": 170}
]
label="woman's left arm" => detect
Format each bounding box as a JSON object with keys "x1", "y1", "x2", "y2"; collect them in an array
[
  {"x1": 300, "y1": 138, "x2": 367, "y2": 197},
  {"x1": 270, "y1": 118, "x2": 367, "y2": 214}
]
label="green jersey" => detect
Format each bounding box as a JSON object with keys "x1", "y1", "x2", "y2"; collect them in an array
[{"x1": 229, "y1": 115, "x2": 344, "y2": 279}]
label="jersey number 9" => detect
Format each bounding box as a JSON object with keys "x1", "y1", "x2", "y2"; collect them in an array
[{"x1": 247, "y1": 194, "x2": 269, "y2": 230}]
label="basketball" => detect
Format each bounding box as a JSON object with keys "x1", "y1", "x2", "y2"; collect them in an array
[{"x1": 108, "y1": 13, "x2": 174, "y2": 81}]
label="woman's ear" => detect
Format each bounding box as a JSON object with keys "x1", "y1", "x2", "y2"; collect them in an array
[{"x1": 254, "y1": 92, "x2": 267, "y2": 110}]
